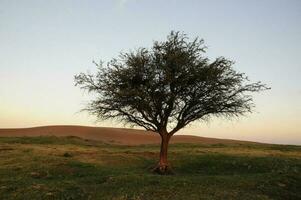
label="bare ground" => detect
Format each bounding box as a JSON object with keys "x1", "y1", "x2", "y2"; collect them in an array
[{"x1": 0, "y1": 125, "x2": 253, "y2": 145}]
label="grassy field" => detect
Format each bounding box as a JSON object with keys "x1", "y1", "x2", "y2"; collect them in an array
[{"x1": 0, "y1": 136, "x2": 301, "y2": 200}]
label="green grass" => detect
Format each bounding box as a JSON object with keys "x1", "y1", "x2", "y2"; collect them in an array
[{"x1": 0, "y1": 136, "x2": 300, "y2": 200}]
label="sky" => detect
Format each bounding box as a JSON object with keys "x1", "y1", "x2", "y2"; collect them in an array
[{"x1": 0, "y1": 0, "x2": 300, "y2": 145}]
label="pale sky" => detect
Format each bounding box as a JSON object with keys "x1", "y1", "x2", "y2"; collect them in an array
[{"x1": 0, "y1": 0, "x2": 300, "y2": 145}]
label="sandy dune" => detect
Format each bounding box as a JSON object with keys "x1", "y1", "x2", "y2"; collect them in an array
[{"x1": 0, "y1": 125, "x2": 252, "y2": 145}]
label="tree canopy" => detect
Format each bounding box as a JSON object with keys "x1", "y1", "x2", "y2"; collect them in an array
[{"x1": 75, "y1": 31, "x2": 269, "y2": 136}]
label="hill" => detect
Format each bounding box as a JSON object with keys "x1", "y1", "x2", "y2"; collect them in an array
[{"x1": 0, "y1": 125, "x2": 253, "y2": 145}]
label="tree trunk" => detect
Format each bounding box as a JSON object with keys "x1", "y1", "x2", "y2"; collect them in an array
[{"x1": 153, "y1": 133, "x2": 173, "y2": 175}]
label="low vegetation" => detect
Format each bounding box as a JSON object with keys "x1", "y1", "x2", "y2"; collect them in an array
[{"x1": 0, "y1": 136, "x2": 300, "y2": 199}]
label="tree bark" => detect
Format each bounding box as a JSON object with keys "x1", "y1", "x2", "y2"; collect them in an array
[{"x1": 153, "y1": 132, "x2": 173, "y2": 175}]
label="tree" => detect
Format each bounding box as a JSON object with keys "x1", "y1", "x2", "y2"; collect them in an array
[{"x1": 75, "y1": 31, "x2": 269, "y2": 174}]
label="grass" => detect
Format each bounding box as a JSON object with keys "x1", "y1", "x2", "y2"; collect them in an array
[{"x1": 0, "y1": 136, "x2": 301, "y2": 200}]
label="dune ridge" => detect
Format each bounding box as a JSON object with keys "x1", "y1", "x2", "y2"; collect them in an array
[{"x1": 0, "y1": 125, "x2": 254, "y2": 145}]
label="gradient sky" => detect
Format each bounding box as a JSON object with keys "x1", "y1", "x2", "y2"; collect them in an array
[{"x1": 0, "y1": 0, "x2": 300, "y2": 144}]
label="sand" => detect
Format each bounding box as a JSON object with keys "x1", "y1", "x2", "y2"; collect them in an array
[{"x1": 0, "y1": 125, "x2": 252, "y2": 145}]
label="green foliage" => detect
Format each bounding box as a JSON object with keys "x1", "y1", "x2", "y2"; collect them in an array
[
  {"x1": 75, "y1": 31, "x2": 269, "y2": 134},
  {"x1": 0, "y1": 136, "x2": 300, "y2": 200}
]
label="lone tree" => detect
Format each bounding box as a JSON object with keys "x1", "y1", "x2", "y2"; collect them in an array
[{"x1": 75, "y1": 31, "x2": 269, "y2": 174}]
